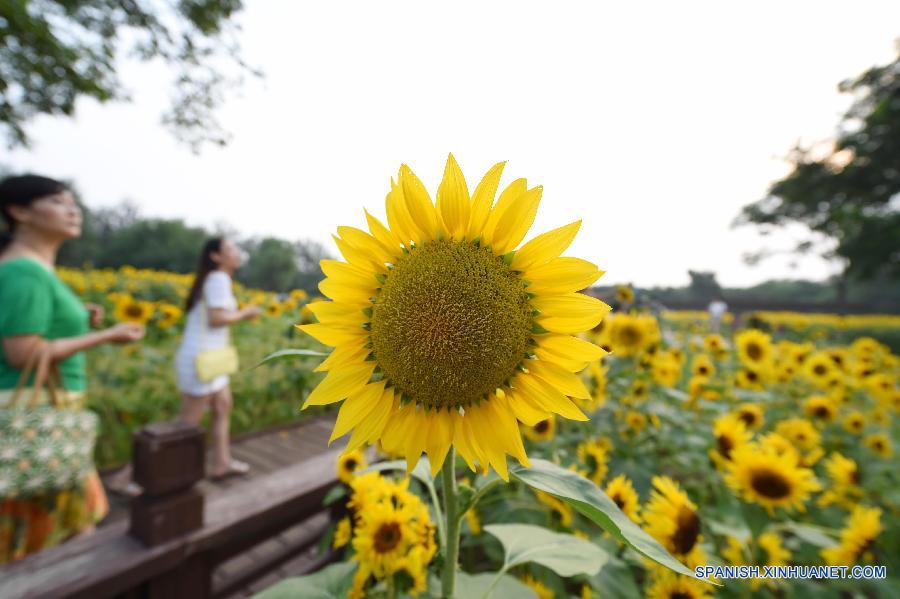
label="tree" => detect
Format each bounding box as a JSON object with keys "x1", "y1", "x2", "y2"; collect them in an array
[
  {"x1": 687, "y1": 270, "x2": 722, "y2": 301},
  {"x1": 238, "y1": 237, "x2": 301, "y2": 293},
  {"x1": 735, "y1": 43, "x2": 900, "y2": 291},
  {"x1": 0, "y1": 0, "x2": 257, "y2": 150}
]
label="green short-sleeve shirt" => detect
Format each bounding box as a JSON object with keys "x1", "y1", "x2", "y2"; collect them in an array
[{"x1": 0, "y1": 258, "x2": 89, "y2": 391}]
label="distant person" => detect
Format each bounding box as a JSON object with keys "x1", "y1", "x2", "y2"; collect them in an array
[
  {"x1": 708, "y1": 296, "x2": 728, "y2": 332},
  {"x1": 176, "y1": 238, "x2": 261, "y2": 479},
  {"x1": 0, "y1": 174, "x2": 145, "y2": 563}
]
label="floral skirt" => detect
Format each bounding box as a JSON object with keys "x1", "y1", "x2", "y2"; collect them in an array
[{"x1": 0, "y1": 470, "x2": 108, "y2": 564}]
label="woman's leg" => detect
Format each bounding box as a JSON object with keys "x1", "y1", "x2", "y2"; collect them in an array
[
  {"x1": 180, "y1": 392, "x2": 210, "y2": 426},
  {"x1": 210, "y1": 386, "x2": 234, "y2": 474}
]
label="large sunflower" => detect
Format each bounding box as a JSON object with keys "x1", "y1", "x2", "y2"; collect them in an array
[
  {"x1": 735, "y1": 329, "x2": 773, "y2": 372},
  {"x1": 724, "y1": 443, "x2": 821, "y2": 514},
  {"x1": 821, "y1": 506, "x2": 882, "y2": 566},
  {"x1": 642, "y1": 476, "x2": 705, "y2": 568},
  {"x1": 709, "y1": 414, "x2": 752, "y2": 468},
  {"x1": 299, "y1": 156, "x2": 609, "y2": 479}
]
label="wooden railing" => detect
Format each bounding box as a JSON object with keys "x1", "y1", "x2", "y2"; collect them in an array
[{"x1": 0, "y1": 422, "x2": 341, "y2": 599}]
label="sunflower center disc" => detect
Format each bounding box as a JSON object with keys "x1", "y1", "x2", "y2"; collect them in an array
[
  {"x1": 370, "y1": 240, "x2": 532, "y2": 410},
  {"x1": 672, "y1": 506, "x2": 700, "y2": 554},
  {"x1": 750, "y1": 468, "x2": 791, "y2": 499}
]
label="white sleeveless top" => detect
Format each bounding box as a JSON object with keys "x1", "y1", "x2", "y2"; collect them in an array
[{"x1": 174, "y1": 271, "x2": 237, "y2": 395}]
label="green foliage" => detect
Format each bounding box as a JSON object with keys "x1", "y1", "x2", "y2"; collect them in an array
[
  {"x1": 736, "y1": 45, "x2": 900, "y2": 282},
  {"x1": 0, "y1": 0, "x2": 254, "y2": 150},
  {"x1": 252, "y1": 561, "x2": 357, "y2": 599},
  {"x1": 484, "y1": 523, "x2": 607, "y2": 577}
]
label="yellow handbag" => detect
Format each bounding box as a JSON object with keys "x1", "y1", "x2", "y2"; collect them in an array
[{"x1": 194, "y1": 301, "x2": 240, "y2": 382}]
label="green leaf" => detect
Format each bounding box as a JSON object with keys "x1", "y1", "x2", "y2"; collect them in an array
[
  {"x1": 510, "y1": 458, "x2": 697, "y2": 579},
  {"x1": 322, "y1": 485, "x2": 346, "y2": 507},
  {"x1": 251, "y1": 561, "x2": 357, "y2": 598},
  {"x1": 777, "y1": 522, "x2": 837, "y2": 548},
  {"x1": 362, "y1": 457, "x2": 432, "y2": 487},
  {"x1": 251, "y1": 348, "x2": 329, "y2": 369},
  {"x1": 587, "y1": 554, "x2": 643, "y2": 599},
  {"x1": 452, "y1": 572, "x2": 538, "y2": 599},
  {"x1": 485, "y1": 523, "x2": 608, "y2": 576}
]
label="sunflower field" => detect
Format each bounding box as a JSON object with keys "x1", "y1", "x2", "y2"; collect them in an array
[
  {"x1": 57, "y1": 265, "x2": 324, "y2": 468},
  {"x1": 252, "y1": 157, "x2": 900, "y2": 599}
]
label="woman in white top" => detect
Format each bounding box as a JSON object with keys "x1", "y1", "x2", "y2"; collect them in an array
[{"x1": 176, "y1": 238, "x2": 260, "y2": 479}]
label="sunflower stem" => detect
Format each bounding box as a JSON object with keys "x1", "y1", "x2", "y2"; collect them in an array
[{"x1": 441, "y1": 447, "x2": 460, "y2": 599}]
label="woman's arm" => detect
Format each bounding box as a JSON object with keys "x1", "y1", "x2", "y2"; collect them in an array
[
  {"x1": 2, "y1": 324, "x2": 145, "y2": 368},
  {"x1": 208, "y1": 305, "x2": 261, "y2": 327}
]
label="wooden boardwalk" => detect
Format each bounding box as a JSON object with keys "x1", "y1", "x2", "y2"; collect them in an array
[{"x1": 99, "y1": 414, "x2": 343, "y2": 598}]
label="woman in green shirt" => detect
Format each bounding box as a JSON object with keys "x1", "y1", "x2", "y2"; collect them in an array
[{"x1": 0, "y1": 174, "x2": 145, "y2": 563}]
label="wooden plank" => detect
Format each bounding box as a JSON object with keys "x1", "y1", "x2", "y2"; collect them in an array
[{"x1": 0, "y1": 447, "x2": 343, "y2": 599}]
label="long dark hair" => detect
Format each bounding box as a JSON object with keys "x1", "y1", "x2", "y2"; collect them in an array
[
  {"x1": 0, "y1": 174, "x2": 68, "y2": 252},
  {"x1": 186, "y1": 237, "x2": 225, "y2": 312}
]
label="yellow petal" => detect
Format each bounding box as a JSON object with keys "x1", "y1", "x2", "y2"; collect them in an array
[
  {"x1": 337, "y1": 227, "x2": 392, "y2": 270},
  {"x1": 425, "y1": 411, "x2": 453, "y2": 476},
  {"x1": 467, "y1": 161, "x2": 505, "y2": 239},
  {"x1": 400, "y1": 164, "x2": 441, "y2": 241},
  {"x1": 380, "y1": 402, "x2": 417, "y2": 454},
  {"x1": 298, "y1": 323, "x2": 367, "y2": 347},
  {"x1": 482, "y1": 178, "x2": 526, "y2": 246},
  {"x1": 307, "y1": 300, "x2": 367, "y2": 325},
  {"x1": 451, "y1": 411, "x2": 478, "y2": 472},
  {"x1": 302, "y1": 362, "x2": 375, "y2": 408},
  {"x1": 528, "y1": 360, "x2": 591, "y2": 399},
  {"x1": 386, "y1": 178, "x2": 421, "y2": 245},
  {"x1": 525, "y1": 257, "x2": 602, "y2": 295},
  {"x1": 534, "y1": 334, "x2": 608, "y2": 372},
  {"x1": 330, "y1": 381, "x2": 386, "y2": 443},
  {"x1": 513, "y1": 373, "x2": 588, "y2": 421},
  {"x1": 505, "y1": 388, "x2": 551, "y2": 425},
  {"x1": 320, "y1": 260, "x2": 378, "y2": 290},
  {"x1": 347, "y1": 389, "x2": 397, "y2": 451},
  {"x1": 365, "y1": 209, "x2": 402, "y2": 255},
  {"x1": 510, "y1": 221, "x2": 581, "y2": 271},
  {"x1": 467, "y1": 405, "x2": 509, "y2": 480},
  {"x1": 490, "y1": 186, "x2": 542, "y2": 254},
  {"x1": 314, "y1": 343, "x2": 368, "y2": 372},
  {"x1": 487, "y1": 394, "x2": 530, "y2": 467},
  {"x1": 533, "y1": 293, "x2": 611, "y2": 334},
  {"x1": 436, "y1": 153, "x2": 470, "y2": 239}
]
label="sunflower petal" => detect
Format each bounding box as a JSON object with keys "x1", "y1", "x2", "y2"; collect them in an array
[
  {"x1": 525, "y1": 257, "x2": 603, "y2": 294},
  {"x1": 467, "y1": 161, "x2": 505, "y2": 239},
  {"x1": 306, "y1": 300, "x2": 367, "y2": 325},
  {"x1": 482, "y1": 178, "x2": 527, "y2": 245},
  {"x1": 314, "y1": 343, "x2": 368, "y2": 372},
  {"x1": 320, "y1": 259, "x2": 379, "y2": 290},
  {"x1": 337, "y1": 226, "x2": 392, "y2": 269},
  {"x1": 302, "y1": 362, "x2": 375, "y2": 408},
  {"x1": 490, "y1": 186, "x2": 543, "y2": 254},
  {"x1": 513, "y1": 373, "x2": 589, "y2": 421},
  {"x1": 346, "y1": 388, "x2": 396, "y2": 451},
  {"x1": 298, "y1": 323, "x2": 367, "y2": 347},
  {"x1": 505, "y1": 388, "x2": 551, "y2": 425},
  {"x1": 318, "y1": 278, "x2": 374, "y2": 305},
  {"x1": 534, "y1": 334, "x2": 608, "y2": 372},
  {"x1": 528, "y1": 360, "x2": 592, "y2": 399},
  {"x1": 425, "y1": 411, "x2": 453, "y2": 476},
  {"x1": 386, "y1": 178, "x2": 421, "y2": 245},
  {"x1": 330, "y1": 381, "x2": 386, "y2": 443},
  {"x1": 365, "y1": 209, "x2": 402, "y2": 255},
  {"x1": 533, "y1": 293, "x2": 612, "y2": 334},
  {"x1": 436, "y1": 153, "x2": 471, "y2": 240},
  {"x1": 400, "y1": 165, "x2": 441, "y2": 241},
  {"x1": 510, "y1": 221, "x2": 582, "y2": 271}
]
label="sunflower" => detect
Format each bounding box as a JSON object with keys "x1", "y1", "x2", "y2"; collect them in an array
[
  {"x1": 155, "y1": 303, "x2": 183, "y2": 329},
  {"x1": 264, "y1": 301, "x2": 283, "y2": 318},
  {"x1": 333, "y1": 516, "x2": 352, "y2": 549},
  {"x1": 576, "y1": 439, "x2": 609, "y2": 484},
  {"x1": 113, "y1": 295, "x2": 155, "y2": 324},
  {"x1": 863, "y1": 432, "x2": 893, "y2": 458},
  {"x1": 804, "y1": 352, "x2": 836, "y2": 387},
  {"x1": 464, "y1": 506, "x2": 481, "y2": 535},
  {"x1": 607, "y1": 313, "x2": 660, "y2": 357},
  {"x1": 616, "y1": 285, "x2": 635, "y2": 304},
  {"x1": 709, "y1": 414, "x2": 752, "y2": 468},
  {"x1": 299, "y1": 156, "x2": 609, "y2": 479},
  {"x1": 843, "y1": 411, "x2": 866, "y2": 434},
  {"x1": 535, "y1": 489, "x2": 573, "y2": 527},
  {"x1": 735, "y1": 368, "x2": 764, "y2": 391},
  {"x1": 803, "y1": 395, "x2": 837, "y2": 423},
  {"x1": 605, "y1": 474, "x2": 640, "y2": 522},
  {"x1": 735, "y1": 329, "x2": 773, "y2": 372},
  {"x1": 352, "y1": 502, "x2": 432, "y2": 594},
  {"x1": 651, "y1": 352, "x2": 681, "y2": 387},
  {"x1": 703, "y1": 334, "x2": 728, "y2": 357},
  {"x1": 821, "y1": 506, "x2": 882, "y2": 566},
  {"x1": 642, "y1": 476, "x2": 705, "y2": 567},
  {"x1": 774, "y1": 418, "x2": 821, "y2": 451},
  {"x1": 289, "y1": 288, "x2": 308, "y2": 301},
  {"x1": 523, "y1": 416, "x2": 556, "y2": 442},
  {"x1": 521, "y1": 575, "x2": 554, "y2": 599},
  {"x1": 623, "y1": 410, "x2": 647, "y2": 438},
  {"x1": 691, "y1": 354, "x2": 715, "y2": 378},
  {"x1": 818, "y1": 452, "x2": 863, "y2": 509},
  {"x1": 336, "y1": 449, "x2": 368, "y2": 484},
  {"x1": 724, "y1": 443, "x2": 821, "y2": 514},
  {"x1": 734, "y1": 403, "x2": 764, "y2": 430},
  {"x1": 645, "y1": 568, "x2": 712, "y2": 599}
]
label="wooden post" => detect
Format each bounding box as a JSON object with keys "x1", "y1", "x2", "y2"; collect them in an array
[{"x1": 130, "y1": 421, "x2": 205, "y2": 547}]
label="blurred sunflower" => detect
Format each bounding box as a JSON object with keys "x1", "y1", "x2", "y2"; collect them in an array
[
  {"x1": 818, "y1": 452, "x2": 863, "y2": 509},
  {"x1": 576, "y1": 439, "x2": 609, "y2": 484},
  {"x1": 155, "y1": 303, "x2": 183, "y2": 329},
  {"x1": 651, "y1": 352, "x2": 681, "y2": 387},
  {"x1": 724, "y1": 443, "x2": 820, "y2": 514},
  {"x1": 863, "y1": 432, "x2": 893, "y2": 458},
  {"x1": 735, "y1": 329, "x2": 773, "y2": 372},
  {"x1": 703, "y1": 333, "x2": 728, "y2": 357},
  {"x1": 691, "y1": 354, "x2": 715, "y2": 378},
  {"x1": 535, "y1": 489, "x2": 573, "y2": 527},
  {"x1": 521, "y1": 575, "x2": 554, "y2": 599},
  {"x1": 803, "y1": 395, "x2": 838, "y2": 423},
  {"x1": 299, "y1": 155, "x2": 609, "y2": 479},
  {"x1": 523, "y1": 416, "x2": 556, "y2": 442},
  {"x1": 607, "y1": 314, "x2": 660, "y2": 357},
  {"x1": 337, "y1": 449, "x2": 368, "y2": 484},
  {"x1": 605, "y1": 474, "x2": 640, "y2": 522},
  {"x1": 843, "y1": 411, "x2": 866, "y2": 434},
  {"x1": 265, "y1": 301, "x2": 283, "y2": 318},
  {"x1": 735, "y1": 368, "x2": 764, "y2": 391},
  {"x1": 709, "y1": 414, "x2": 751, "y2": 468},
  {"x1": 804, "y1": 352, "x2": 836, "y2": 387},
  {"x1": 616, "y1": 285, "x2": 635, "y2": 304},
  {"x1": 333, "y1": 516, "x2": 352, "y2": 549},
  {"x1": 734, "y1": 403, "x2": 764, "y2": 430},
  {"x1": 646, "y1": 569, "x2": 711, "y2": 599},
  {"x1": 113, "y1": 296, "x2": 155, "y2": 324},
  {"x1": 821, "y1": 506, "x2": 882, "y2": 566},
  {"x1": 774, "y1": 418, "x2": 821, "y2": 451},
  {"x1": 643, "y1": 476, "x2": 705, "y2": 567}
]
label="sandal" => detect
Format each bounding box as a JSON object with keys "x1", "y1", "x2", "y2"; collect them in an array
[
  {"x1": 210, "y1": 459, "x2": 250, "y2": 481},
  {"x1": 107, "y1": 480, "x2": 143, "y2": 498}
]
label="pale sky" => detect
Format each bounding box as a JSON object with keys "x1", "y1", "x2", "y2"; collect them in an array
[{"x1": 5, "y1": 1, "x2": 899, "y2": 287}]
